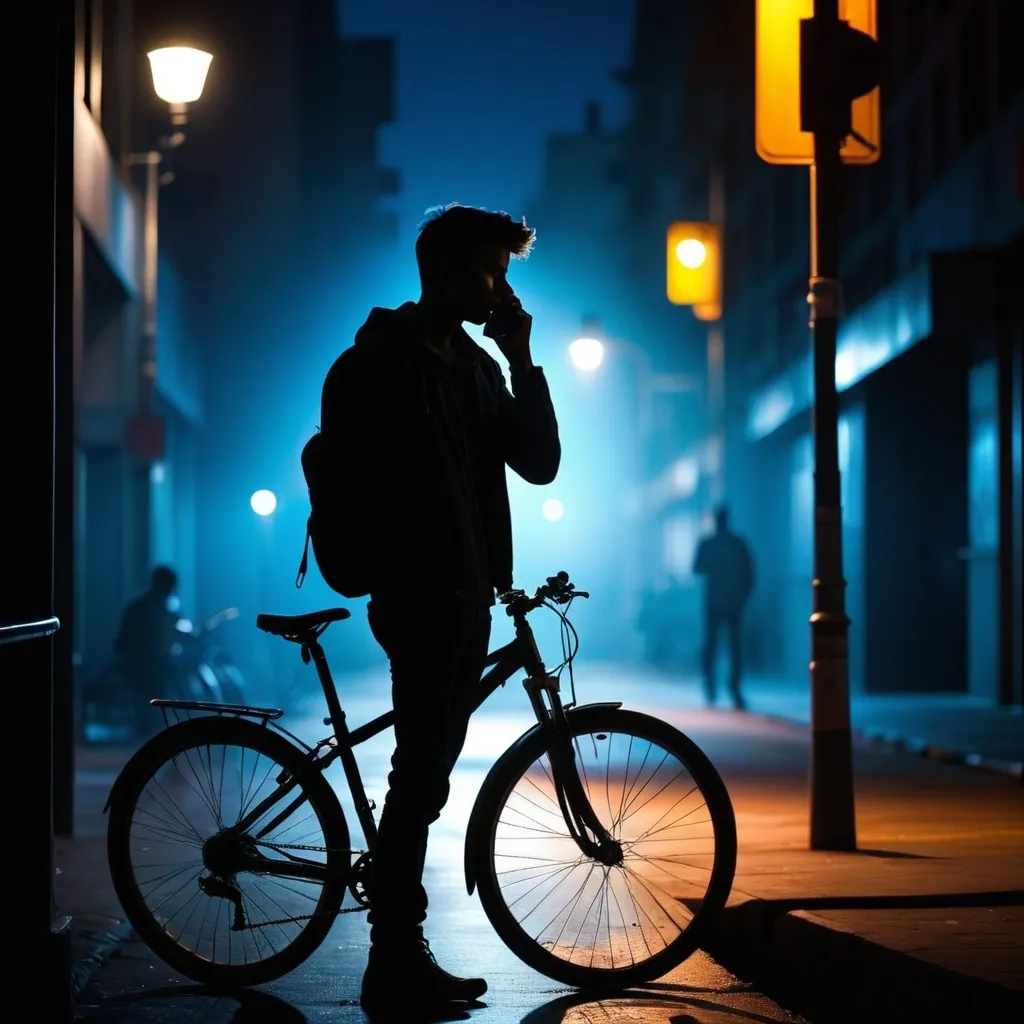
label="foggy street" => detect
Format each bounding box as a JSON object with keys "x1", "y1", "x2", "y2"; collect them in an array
[
  {"x1": 71, "y1": 666, "x2": 813, "y2": 1023},
  {"x1": 66, "y1": 663, "x2": 1023, "y2": 1022},
  {"x1": 8, "y1": 1, "x2": 1021, "y2": 1021}
]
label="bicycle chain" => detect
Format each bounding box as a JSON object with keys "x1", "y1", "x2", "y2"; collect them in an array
[
  {"x1": 253, "y1": 840, "x2": 359, "y2": 855},
  {"x1": 224, "y1": 841, "x2": 368, "y2": 931},
  {"x1": 234, "y1": 903, "x2": 367, "y2": 932}
]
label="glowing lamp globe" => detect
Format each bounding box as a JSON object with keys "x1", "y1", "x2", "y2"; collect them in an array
[
  {"x1": 569, "y1": 337, "x2": 605, "y2": 372},
  {"x1": 542, "y1": 499, "x2": 565, "y2": 522},
  {"x1": 147, "y1": 46, "x2": 213, "y2": 105},
  {"x1": 250, "y1": 489, "x2": 277, "y2": 517}
]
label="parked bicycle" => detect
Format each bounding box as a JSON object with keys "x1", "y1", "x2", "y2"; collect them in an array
[{"x1": 104, "y1": 571, "x2": 737, "y2": 990}]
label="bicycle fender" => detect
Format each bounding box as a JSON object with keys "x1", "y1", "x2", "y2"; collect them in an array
[
  {"x1": 102, "y1": 716, "x2": 293, "y2": 814},
  {"x1": 463, "y1": 701, "x2": 623, "y2": 896}
]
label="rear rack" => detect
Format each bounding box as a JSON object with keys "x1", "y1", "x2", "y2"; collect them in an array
[{"x1": 149, "y1": 698, "x2": 284, "y2": 721}]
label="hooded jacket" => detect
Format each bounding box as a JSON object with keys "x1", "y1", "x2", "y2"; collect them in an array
[{"x1": 320, "y1": 303, "x2": 560, "y2": 602}]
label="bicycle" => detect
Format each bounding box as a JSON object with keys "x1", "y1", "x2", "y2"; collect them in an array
[{"x1": 104, "y1": 571, "x2": 737, "y2": 991}]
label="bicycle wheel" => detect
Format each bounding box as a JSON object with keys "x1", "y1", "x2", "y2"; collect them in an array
[
  {"x1": 468, "y1": 706, "x2": 736, "y2": 989},
  {"x1": 107, "y1": 715, "x2": 351, "y2": 987}
]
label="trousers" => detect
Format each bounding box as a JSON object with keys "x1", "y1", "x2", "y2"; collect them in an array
[
  {"x1": 702, "y1": 607, "x2": 744, "y2": 705},
  {"x1": 365, "y1": 596, "x2": 492, "y2": 946}
]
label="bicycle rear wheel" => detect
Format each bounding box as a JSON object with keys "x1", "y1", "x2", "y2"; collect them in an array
[
  {"x1": 468, "y1": 706, "x2": 736, "y2": 989},
  {"x1": 106, "y1": 715, "x2": 350, "y2": 987}
]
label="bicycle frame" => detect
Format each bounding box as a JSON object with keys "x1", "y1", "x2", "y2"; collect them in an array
[{"x1": 205, "y1": 603, "x2": 618, "y2": 883}]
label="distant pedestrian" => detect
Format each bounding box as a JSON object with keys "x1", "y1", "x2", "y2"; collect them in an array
[{"x1": 693, "y1": 505, "x2": 755, "y2": 709}]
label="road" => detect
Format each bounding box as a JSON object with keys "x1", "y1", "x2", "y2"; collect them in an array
[{"x1": 72, "y1": 665, "x2": 811, "y2": 1022}]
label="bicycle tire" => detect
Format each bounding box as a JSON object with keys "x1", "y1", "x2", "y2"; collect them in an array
[
  {"x1": 107, "y1": 715, "x2": 351, "y2": 987},
  {"x1": 468, "y1": 705, "x2": 737, "y2": 989}
]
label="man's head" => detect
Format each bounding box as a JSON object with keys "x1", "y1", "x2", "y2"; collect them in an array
[
  {"x1": 416, "y1": 203, "x2": 536, "y2": 325},
  {"x1": 150, "y1": 565, "x2": 178, "y2": 598},
  {"x1": 713, "y1": 504, "x2": 730, "y2": 532}
]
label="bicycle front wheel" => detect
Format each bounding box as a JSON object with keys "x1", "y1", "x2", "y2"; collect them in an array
[
  {"x1": 468, "y1": 706, "x2": 737, "y2": 989},
  {"x1": 107, "y1": 715, "x2": 350, "y2": 987}
]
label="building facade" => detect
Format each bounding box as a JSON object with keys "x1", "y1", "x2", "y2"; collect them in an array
[
  {"x1": 630, "y1": 0, "x2": 1023, "y2": 702},
  {"x1": 72, "y1": 0, "x2": 203, "y2": 720},
  {"x1": 131, "y1": 0, "x2": 399, "y2": 687}
]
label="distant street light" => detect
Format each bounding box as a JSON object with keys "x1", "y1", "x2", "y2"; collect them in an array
[
  {"x1": 250, "y1": 489, "x2": 277, "y2": 517},
  {"x1": 569, "y1": 336, "x2": 605, "y2": 372},
  {"x1": 541, "y1": 498, "x2": 565, "y2": 523},
  {"x1": 566, "y1": 318, "x2": 701, "y2": 633}
]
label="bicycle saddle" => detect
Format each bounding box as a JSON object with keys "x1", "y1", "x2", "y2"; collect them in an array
[{"x1": 256, "y1": 607, "x2": 351, "y2": 637}]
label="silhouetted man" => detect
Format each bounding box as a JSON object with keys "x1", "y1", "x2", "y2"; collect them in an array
[
  {"x1": 115, "y1": 565, "x2": 179, "y2": 700},
  {"x1": 693, "y1": 506, "x2": 755, "y2": 709},
  {"x1": 320, "y1": 204, "x2": 560, "y2": 1012}
]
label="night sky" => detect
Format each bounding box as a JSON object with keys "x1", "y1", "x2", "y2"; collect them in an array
[{"x1": 339, "y1": 0, "x2": 635, "y2": 243}]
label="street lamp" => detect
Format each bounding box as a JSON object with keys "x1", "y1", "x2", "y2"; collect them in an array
[
  {"x1": 541, "y1": 498, "x2": 565, "y2": 523},
  {"x1": 567, "y1": 319, "x2": 701, "y2": 636},
  {"x1": 125, "y1": 45, "x2": 213, "y2": 460},
  {"x1": 568, "y1": 335, "x2": 605, "y2": 372},
  {"x1": 147, "y1": 46, "x2": 214, "y2": 111},
  {"x1": 567, "y1": 319, "x2": 701, "y2": 439},
  {"x1": 250, "y1": 489, "x2": 278, "y2": 517}
]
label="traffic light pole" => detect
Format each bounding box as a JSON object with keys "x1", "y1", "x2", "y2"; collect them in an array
[{"x1": 806, "y1": 0, "x2": 857, "y2": 851}]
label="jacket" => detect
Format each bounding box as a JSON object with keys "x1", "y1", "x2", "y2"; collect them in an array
[{"x1": 320, "y1": 302, "x2": 560, "y2": 600}]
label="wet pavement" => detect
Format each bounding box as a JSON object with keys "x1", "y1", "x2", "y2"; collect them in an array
[
  {"x1": 63, "y1": 661, "x2": 1024, "y2": 1021},
  {"x1": 70, "y1": 674, "x2": 811, "y2": 1022}
]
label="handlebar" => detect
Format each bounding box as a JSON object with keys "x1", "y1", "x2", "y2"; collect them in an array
[{"x1": 498, "y1": 570, "x2": 589, "y2": 616}]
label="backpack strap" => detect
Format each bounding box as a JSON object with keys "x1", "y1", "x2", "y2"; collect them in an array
[{"x1": 295, "y1": 516, "x2": 311, "y2": 589}]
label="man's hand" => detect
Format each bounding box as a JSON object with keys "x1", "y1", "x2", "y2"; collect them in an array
[{"x1": 492, "y1": 298, "x2": 534, "y2": 371}]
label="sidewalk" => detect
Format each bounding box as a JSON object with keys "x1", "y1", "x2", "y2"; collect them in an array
[
  {"x1": 61, "y1": 666, "x2": 1023, "y2": 1021},
  {"x1": 741, "y1": 675, "x2": 1024, "y2": 781},
  {"x1": 584, "y1": 669, "x2": 1024, "y2": 1022},
  {"x1": 630, "y1": 661, "x2": 1024, "y2": 779}
]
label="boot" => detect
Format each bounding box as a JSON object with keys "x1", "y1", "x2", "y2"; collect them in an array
[{"x1": 360, "y1": 934, "x2": 488, "y2": 1012}]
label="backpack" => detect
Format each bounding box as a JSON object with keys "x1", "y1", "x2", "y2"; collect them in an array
[{"x1": 295, "y1": 428, "x2": 375, "y2": 598}]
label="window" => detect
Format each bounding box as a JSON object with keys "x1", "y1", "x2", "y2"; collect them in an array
[
  {"x1": 904, "y1": 106, "x2": 928, "y2": 211},
  {"x1": 930, "y1": 69, "x2": 948, "y2": 181},
  {"x1": 996, "y1": 0, "x2": 1024, "y2": 113},
  {"x1": 959, "y1": 2, "x2": 988, "y2": 147}
]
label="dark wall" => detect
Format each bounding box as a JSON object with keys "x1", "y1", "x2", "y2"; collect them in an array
[{"x1": 864, "y1": 333, "x2": 969, "y2": 693}]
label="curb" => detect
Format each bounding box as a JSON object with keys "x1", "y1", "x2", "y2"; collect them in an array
[
  {"x1": 706, "y1": 897, "x2": 1023, "y2": 1023},
  {"x1": 751, "y1": 709, "x2": 1024, "y2": 783},
  {"x1": 72, "y1": 920, "x2": 135, "y2": 999}
]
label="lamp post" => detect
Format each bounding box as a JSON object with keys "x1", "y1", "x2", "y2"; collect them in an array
[
  {"x1": 251, "y1": 489, "x2": 278, "y2": 699},
  {"x1": 125, "y1": 46, "x2": 213, "y2": 457},
  {"x1": 568, "y1": 320, "x2": 700, "y2": 637},
  {"x1": 754, "y1": 0, "x2": 881, "y2": 850}
]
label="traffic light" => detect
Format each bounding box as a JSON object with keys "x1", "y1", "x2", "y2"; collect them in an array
[
  {"x1": 755, "y1": 0, "x2": 880, "y2": 165},
  {"x1": 800, "y1": 13, "x2": 882, "y2": 141},
  {"x1": 666, "y1": 222, "x2": 721, "y2": 320}
]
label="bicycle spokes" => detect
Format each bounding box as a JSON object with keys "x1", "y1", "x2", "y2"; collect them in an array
[
  {"x1": 493, "y1": 729, "x2": 716, "y2": 971},
  {"x1": 126, "y1": 738, "x2": 334, "y2": 969}
]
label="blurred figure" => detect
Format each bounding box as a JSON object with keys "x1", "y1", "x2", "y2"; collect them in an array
[
  {"x1": 115, "y1": 565, "x2": 180, "y2": 702},
  {"x1": 693, "y1": 506, "x2": 755, "y2": 709}
]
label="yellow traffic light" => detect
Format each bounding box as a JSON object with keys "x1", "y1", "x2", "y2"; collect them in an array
[
  {"x1": 667, "y1": 222, "x2": 721, "y2": 320},
  {"x1": 755, "y1": 0, "x2": 880, "y2": 165}
]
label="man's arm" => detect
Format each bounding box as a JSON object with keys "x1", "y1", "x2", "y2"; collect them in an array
[{"x1": 494, "y1": 360, "x2": 561, "y2": 484}]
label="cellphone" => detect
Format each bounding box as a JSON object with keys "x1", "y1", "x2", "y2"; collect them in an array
[{"x1": 483, "y1": 302, "x2": 523, "y2": 342}]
